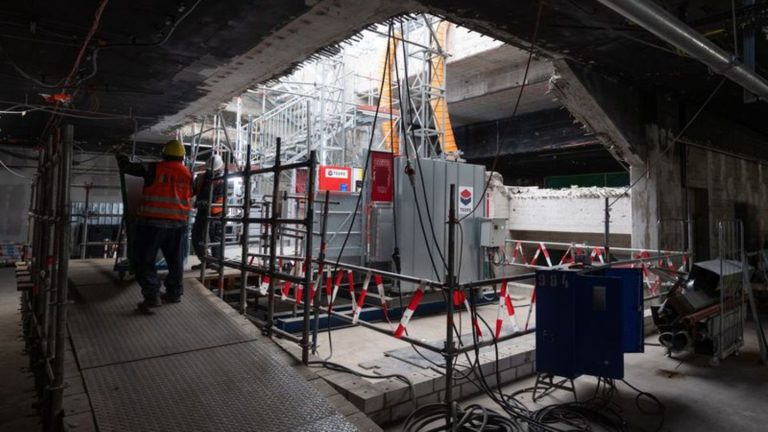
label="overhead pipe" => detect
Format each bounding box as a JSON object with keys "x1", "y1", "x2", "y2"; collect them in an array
[{"x1": 596, "y1": 0, "x2": 768, "y2": 100}]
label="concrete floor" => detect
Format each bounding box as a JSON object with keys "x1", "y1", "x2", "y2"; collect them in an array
[
  {"x1": 0, "y1": 268, "x2": 39, "y2": 431},
  {"x1": 384, "y1": 322, "x2": 768, "y2": 431},
  {"x1": 312, "y1": 298, "x2": 534, "y2": 374}
]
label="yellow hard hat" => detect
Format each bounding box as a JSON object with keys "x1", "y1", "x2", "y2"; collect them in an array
[{"x1": 162, "y1": 139, "x2": 185, "y2": 158}]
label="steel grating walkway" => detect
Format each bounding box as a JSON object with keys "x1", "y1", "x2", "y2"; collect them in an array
[{"x1": 67, "y1": 262, "x2": 357, "y2": 431}]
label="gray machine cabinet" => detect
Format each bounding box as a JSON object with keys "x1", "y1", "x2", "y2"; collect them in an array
[
  {"x1": 313, "y1": 191, "x2": 363, "y2": 264},
  {"x1": 394, "y1": 157, "x2": 485, "y2": 293},
  {"x1": 368, "y1": 202, "x2": 394, "y2": 263}
]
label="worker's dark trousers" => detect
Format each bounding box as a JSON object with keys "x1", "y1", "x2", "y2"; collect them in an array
[
  {"x1": 134, "y1": 223, "x2": 186, "y2": 300},
  {"x1": 191, "y1": 212, "x2": 222, "y2": 263}
]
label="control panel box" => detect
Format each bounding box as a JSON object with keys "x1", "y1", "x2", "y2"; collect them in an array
[{"x1": 480, "y1": 218, "x2": 507, "y2": 248}]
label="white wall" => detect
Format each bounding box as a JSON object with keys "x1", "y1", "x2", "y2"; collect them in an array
[{"x1": 506, "y1": 187, "x2": 631, "y2": 235}]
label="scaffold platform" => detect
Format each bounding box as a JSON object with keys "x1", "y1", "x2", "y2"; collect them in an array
[{"x1": 61, "y1": 259, "x2": 371, "y2": 432}]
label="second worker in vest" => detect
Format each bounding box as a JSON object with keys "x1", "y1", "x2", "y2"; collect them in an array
[
  {"x1": 117, "y1": 140, "x2": 193, "y2": 315},
  {"x1": 191, "y1": 155, "x2": 225, "y2": 270}
]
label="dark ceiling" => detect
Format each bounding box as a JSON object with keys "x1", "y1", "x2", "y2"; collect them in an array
[{"x1": 1, "y1": 0, "x2": 767, "y2": 150}]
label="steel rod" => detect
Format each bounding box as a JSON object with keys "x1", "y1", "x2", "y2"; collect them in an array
[
  {"x1": 239, "y1": 116, "x2": 253, "y2": 314},
  {"x1": 217, "y1": 155, "x2": 229, "y2": 298},
  {"x1": 444, "y1": 184, "x2": 456, "y2": 427},
  {"x1": 51, "y1": 124, "x2": 73, "y2": 427},
  {"x1": 215, "y1": 160, "x2": 311, "y2": 178},
  {"x1": 266, "y1": 138, "x2": 281, "y2": 337},
  {"x1": 301, "y1": 151, "x2": 317, "y2": 364},
  {"x1": 312, "y1": 191, "x2": 331, "y2": 355},
  {"x1": 314, "y1": 259, "x2": 445, "y2": 289}
]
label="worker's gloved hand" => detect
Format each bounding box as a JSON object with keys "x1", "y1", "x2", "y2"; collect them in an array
[{"x1": 115, "y1": 153, "x2": 130, "y2": 167}]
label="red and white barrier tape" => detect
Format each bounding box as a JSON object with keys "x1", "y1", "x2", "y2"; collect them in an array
[
  {"x1": 374, "y1": 274, "x2": 391, "y2": 323},
  {"x1": 524, "y1": 283, "x2": 536, "y2": 332},
  {"x1": 495, "y1": 281, "x2": 520, "y2": 339},
  {"x1": 511, "y1": 241, "x2": 528, "y2": 265},
  {"x1": 259, "y1": 276, "x2": 270, "y2": 295},
  {"x1": 531, "y1": 242, "x2": 553, "y2": 267},
  {"x1": 352, "y1": 272, "x2": 372, "y2": 324},
  {"x1": 394, "y1": 281, "x2": 425, "y2": 338},
  {"x1": 347, "y1": 270, "x2": 356, "y2": 313}
]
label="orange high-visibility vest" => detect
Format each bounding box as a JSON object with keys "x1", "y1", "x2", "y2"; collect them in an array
[
  {"x1": 211, "y1": 194, "x2": 224, "y2": 215},
  {"x1": 137, "y1": 161, "x2": 193, "y2": 221}
]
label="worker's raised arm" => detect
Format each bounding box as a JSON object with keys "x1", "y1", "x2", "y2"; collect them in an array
[{"x1": 116, "y1": 153, "x2": 148, "y2": 178}]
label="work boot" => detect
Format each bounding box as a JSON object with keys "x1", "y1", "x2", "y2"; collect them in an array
[
  {"x1": 137, "y1": 296, "x2": 162, "y2": 315},
  {"x1": 161, "y1": 293, "x2": 181, "y2": 304}
]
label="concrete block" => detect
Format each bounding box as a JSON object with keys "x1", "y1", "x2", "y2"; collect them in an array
[
  {"x1": 293, "y1": 365, "x2": 319, "y2": 382},
  {"x1": 381, "y1": 379, "x2": 411, "y2": 406},
  {"x1": 494, "y1": 354, "x2": 512, "y2": 372},
  {"x1": 328, "y1": 393, "x2": 359, "y2": 417},
  {"x1": 310, "y1": 378, "x2": 339, "y2": 398},
  {"x1": 391, "y1": 400, "x2": 417, "y2": 421},
  {"x1": 416, "y1": 390, "x2": 441, "y2": 406},
  {"x1": 328, "y1": 377, "x2": 370, "y2": 398},
  {"x1": 479, "y1": 360, "x2": 496, "y2": 376},
  {"x1": 64, "y1": 377, "x2": 85, "y2": 396},
  {"x1": 508, "y1": 351, "x2": 528, "y2": 368},
  {"x1": 63, "y1": 392, "x2": 91, "y2": 416},
  {"x1": 411, "y1": 376, "x2": 434, "y2": 398},
  {"x1": 348, "y1": 412, "x2": 385, "y2": 431},
  {"x1": 460, "y1": 380, "x2": 479, "y2": 399},
  {"x1": 432, "y1": 374, "x2": 447, "y2": 392},
  {"x1": 62, "y1": 412, "x2": 96, "y2": 432},
  {"x1": 347, "y1": 382, "x2": 385, "y2": 413},
  {"x1": 517, "y1": 362, "x2": 534, "y2": 378},
  {"x1": 499, "y1": 366, "x2": 518, "y2": 385}
]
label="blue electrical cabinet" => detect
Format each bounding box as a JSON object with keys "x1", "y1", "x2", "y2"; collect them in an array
[
  {"x1": 535, "y1": 268, "x2": 644, "y2": 380},
  {"x1": 535, "y1": 271, "x2": 579, "y2": 379}
]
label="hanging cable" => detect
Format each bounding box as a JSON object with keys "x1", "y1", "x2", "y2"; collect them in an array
[
  {"x1": 605, "y1": 76, "x2": 727, "y2": 208},
  {"x1": 458, "y1": 2, "x2": 545, "y2": 223},
  {"x1": 320, "y1": 21, "x2": 397, "y2": 361},
  {"x1": 0, "y1": 158, "x2": 32, "y2": 179},
  {"x1": 397, "y1": 20, "x2": 447, "y2": 270}
]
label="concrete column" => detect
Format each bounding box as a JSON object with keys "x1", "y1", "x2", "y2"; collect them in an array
[{"x1": 630, "y1": 125, "x2": 684, "y2": 252}]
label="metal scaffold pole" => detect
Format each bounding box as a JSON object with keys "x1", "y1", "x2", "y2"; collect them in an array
[
  {"x1": 266, "y1": 138, "x2": 282, "y2": 336},
  {"x1": 312, "y1": 190, "x2": 330, "y2": 355},
  {"x1": 301, "y1": 150, "x2": 317, "y2": 364},
  {"x1": 444, "y1": 183, "x2": 456, "y2": 429},
  {"x1": 217, "y1": 158, "x2": 230, "y2": 298},
  {"x1": 239, "y1": 116, "x2": 253, "y2": 314},
  {"x1": 50, "y1": 124, "x2": 73, "y2": 426}
]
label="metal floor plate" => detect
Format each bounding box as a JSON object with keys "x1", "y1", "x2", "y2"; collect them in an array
[
  {"x1": 83, "y1": 341, "x2": 356, "y2": 432},
  {"x1": 68, "y1": 279, "x2": 255, "y2": 369}
]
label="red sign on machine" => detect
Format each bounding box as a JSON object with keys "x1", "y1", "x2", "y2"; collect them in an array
[
  {"x1": 318, "y1": 165, "x2": 352, "y2": 192},
  {"x1": 369, "y1": 151, "x2": 393, "y2": 202}
]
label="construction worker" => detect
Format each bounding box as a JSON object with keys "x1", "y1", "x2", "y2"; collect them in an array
[
  {"x1": 117, "y1": 140, "x2": 192, "y2": 314},
  {"x1": 191, "y1": 154, "x2": 225, "y2": 270}
]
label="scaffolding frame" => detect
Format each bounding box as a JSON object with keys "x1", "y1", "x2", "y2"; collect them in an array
[
  {"x1": 200, "y1": 133, "x2": 319, "y2": 363},
  {"x1": 25, "y1": 125, "x2": 73, "y2": 431}
]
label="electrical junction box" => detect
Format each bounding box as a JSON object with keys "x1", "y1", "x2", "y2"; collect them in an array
[
  {"x1": 535, "y1": 268, "x2": 644, "y2": 380},
  {"x1": 480, "y1": 218, "x2": 507, "y2": 248}
]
